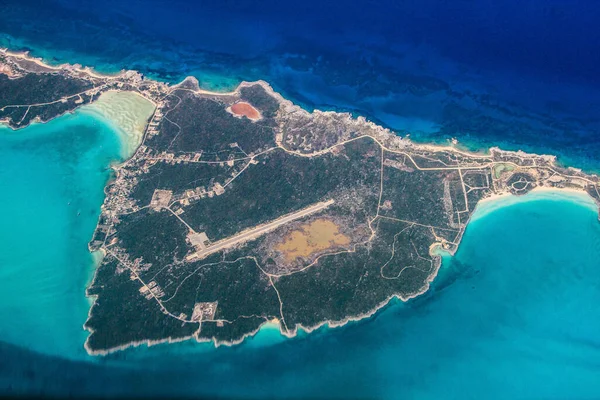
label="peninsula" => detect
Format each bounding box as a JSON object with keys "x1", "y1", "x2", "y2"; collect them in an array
[{"x1": 2, "y1": 49, "x2": 599, "y2": 355}]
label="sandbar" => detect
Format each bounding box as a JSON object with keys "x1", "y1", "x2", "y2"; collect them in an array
[{"x1": 80, "y1": 90, "x2": 155, "y2": 158}]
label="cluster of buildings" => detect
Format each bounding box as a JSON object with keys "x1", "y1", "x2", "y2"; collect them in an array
[
  {"x1": 145, "y1": 106, "x2": 164, "y2": 138},
  {"x1": 103, "y1": 168, "x2": 142, "y2": 217},
  {"x1": 145, "y1": 150, "x2": 205, "y2": 165},
  {"x1": 174, "y1": 182, "x2": 225, "y2": 207},
  {"x1": 138, "y1": 280, "x2": 165, "y2": 300},
  {"x1": 108, "y1": 245, "x2": 152, "y2": 276}
]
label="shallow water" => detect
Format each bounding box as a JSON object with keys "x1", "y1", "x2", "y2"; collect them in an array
[
  {"x1": 80, "y1": 91, "x2": 155, "y2": 158},
  {"x1": 0, "y1": 111, "x2": 122, "y2": 359}
]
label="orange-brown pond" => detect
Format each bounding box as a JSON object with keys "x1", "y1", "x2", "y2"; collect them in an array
[
  {"x1": 275, "y1": 219, "x2": 350, "y2": 262},
  {"x1": 230, "y1": 102, "x2": 260, "y2": 120}
]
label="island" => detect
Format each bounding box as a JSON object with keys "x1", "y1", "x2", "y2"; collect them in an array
[{"x1": 2, "y1": 48, "x2": 599, "y2": 355}]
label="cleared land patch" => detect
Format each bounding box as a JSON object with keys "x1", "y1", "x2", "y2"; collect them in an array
[{"x1": 275, "y1": 219, "x2": 350, "y2": 262}]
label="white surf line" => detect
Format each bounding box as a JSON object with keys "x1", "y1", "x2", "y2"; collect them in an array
[{"x1": 186, "y1": 199, "x2": 335, "y2": 261}]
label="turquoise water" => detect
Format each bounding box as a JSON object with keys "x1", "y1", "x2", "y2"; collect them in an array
[
  {"x1": 0, "y1": 111, "x2": 122, "y2": 359},
  {"x1": 1, "y1": 108, "x2": 600, "y2": 397},
  {"x1": 3, "y1": 1, "x2": 600, "y2": 394}
]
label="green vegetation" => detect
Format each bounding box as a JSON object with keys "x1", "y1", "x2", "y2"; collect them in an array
[
  {"x1": 0, "y1": 73, "x2": 96, "y2": 127},
  {"x1": 146, "y1": 88, "x2": 276, "y2": 155},
  {"x1": 5, "y1": 56, "x2": 595, "y2": 353}
]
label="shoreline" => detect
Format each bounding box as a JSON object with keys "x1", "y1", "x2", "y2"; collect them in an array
[
  {"x1": 243, "y1": 187, "x2": 600, "y2": 347},
  {"x1": 4, "y1": 45, "x2": 599, "y2": 175},
  {"x1": 1, "y1": 47, "x2": 599, "y2": 174},
  {"x1": 472, "y1": 186, "x2": 599, "y2": 224},
  {"x1": 3, "y1": 47, "x2": 600, "y2": 356},
  {"x1": 1, "y1": 48, "x2": 127, "y2": 80},
  {"x1": 78, "y1": 90, "x2": 156, "y2": 159}
]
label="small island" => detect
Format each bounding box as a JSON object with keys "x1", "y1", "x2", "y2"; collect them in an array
[{"x1": 2, "y1": 48, "x2": 599, "y2": 355}]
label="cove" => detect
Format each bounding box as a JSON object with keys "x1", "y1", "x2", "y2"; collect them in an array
[{"x1": 0, "y1": 110, "x2": 124, "y2": 359}]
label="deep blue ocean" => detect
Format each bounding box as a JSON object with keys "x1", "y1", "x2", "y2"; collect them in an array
[{"x1": 2, "y1": 1, "x2": 600, "y2": 398}]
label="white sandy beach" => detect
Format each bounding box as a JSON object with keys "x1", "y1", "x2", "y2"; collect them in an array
[{"x1": 471, "y1": 187, "x2": 598, "y2": 225}]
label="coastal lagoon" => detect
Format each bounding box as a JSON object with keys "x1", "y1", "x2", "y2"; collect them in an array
[{"x1": 1, "y1": 107, "x2": 600, "y2": 398}]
